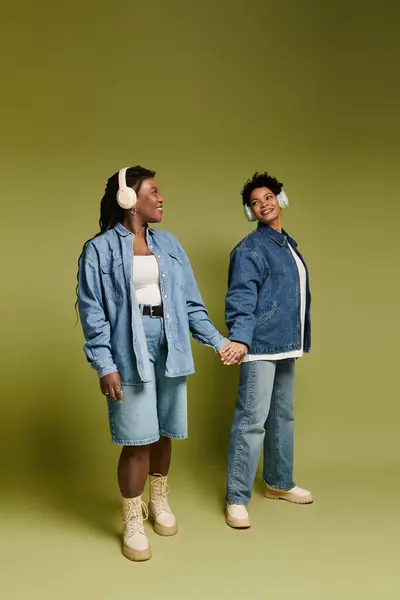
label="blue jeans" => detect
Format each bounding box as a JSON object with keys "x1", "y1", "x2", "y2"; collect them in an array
[{"x1": 226, "y1": 359, "x2": 295, "y2": 505}]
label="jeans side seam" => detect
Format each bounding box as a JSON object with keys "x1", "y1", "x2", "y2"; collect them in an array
[
  {"x1": 230, "y1": 363, "x2": 257, "y2": 497},
  {"x1": 274, "y1": 377, "x2": 280, "y2": 486},
  {"x1": 265, "y1": 360, "x2": 295, "y2": 490}
]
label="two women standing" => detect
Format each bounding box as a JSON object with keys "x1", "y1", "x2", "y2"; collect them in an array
[{"x1": 77, "y1": 166, "x2": 312, "y2": 562}]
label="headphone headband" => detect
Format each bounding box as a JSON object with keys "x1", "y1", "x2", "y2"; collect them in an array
[{"x1": 118, "y1": 167, "x2": 128, "y2": 192}]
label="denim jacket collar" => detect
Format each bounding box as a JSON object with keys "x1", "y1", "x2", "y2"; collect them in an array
[
  {"x1": 256, "y1": 222, "x2": 297, "y2": 248},
  {"x1": 114, "y1": 222, "x2": 132, "y2": 237},
  {"x1": 114, "y1": 222, "x2": 155, "y2": 241}
]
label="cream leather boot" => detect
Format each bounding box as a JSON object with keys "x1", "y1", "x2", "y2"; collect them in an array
[
  {"x1": 148, "y1": 474, "x2": 178, "y2": 536},
  {"x1": 264, "y1": 484, "x2": 313, "y2": 504},
  {"x1": 122, "y1": 495, "x2": 151, "y2": 561}
]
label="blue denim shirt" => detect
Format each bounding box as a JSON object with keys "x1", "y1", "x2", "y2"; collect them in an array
[
  {"x1": 225, "y1": 223, "x2": 311, "y2": 354},
  {"x1": 78, "y1": 222, "x2": 226, "y2": 384}
]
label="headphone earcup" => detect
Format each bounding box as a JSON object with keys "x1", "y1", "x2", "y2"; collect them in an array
[
  {"x1": 117, "y1": 187, "x2": 137, "y2": 210},
  {"x1": 278, "y1": 190, "x2": 289, "y2": 209},
  {"x1": 243, "y1": 205, "x2": 256, "y2": 222}
]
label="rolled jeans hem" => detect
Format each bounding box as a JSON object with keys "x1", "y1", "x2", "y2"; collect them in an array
[
  {"x1": 263, "y1": 479, "x2": 295, "y2": 492},
  {"x1": 159, "y1": 430, "x2": 188, "y2": 440},
  {"x1": 111, "y1": 435, "x2": 160, "y2": 446},
  {"x1": 225, "y1": 496, "x2": 249, "y2": 506}
]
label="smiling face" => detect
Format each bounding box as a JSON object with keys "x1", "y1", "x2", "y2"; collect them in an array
[
  {"x1": 248, "y1": 186, "x2": 281, "y2": 230},
  {"x1": 135, "y1": 178, "x2": 164, "y2": 223}
]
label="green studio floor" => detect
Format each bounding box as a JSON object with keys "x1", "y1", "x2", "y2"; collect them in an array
[{"x1": 1, "y1": 464, "x2": 398, "y2": 600}]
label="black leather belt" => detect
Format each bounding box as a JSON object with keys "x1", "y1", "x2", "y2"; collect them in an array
[{"x1": 141, "y1": 305, "x2": 163, "y2": 318}]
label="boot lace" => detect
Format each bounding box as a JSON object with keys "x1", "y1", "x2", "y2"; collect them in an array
[
  {"x1": 150, "y1": 475, "x2": 172, "y2": 515},
  {"x1": 123, "y1": 499, "x2": 149, "y2": 538}
]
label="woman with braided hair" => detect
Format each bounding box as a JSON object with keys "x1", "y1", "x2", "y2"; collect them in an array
[{"x1": 77, "y1": 166, "x2": 240, "y2": 561}]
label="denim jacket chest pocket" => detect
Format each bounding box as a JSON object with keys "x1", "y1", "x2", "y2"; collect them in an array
[
  {"x1": 100, "y1": 254, "x2": 124, "y2": 300},
  {"x1": 167, "y1": 251, "x2": 185, "y2": 291}
]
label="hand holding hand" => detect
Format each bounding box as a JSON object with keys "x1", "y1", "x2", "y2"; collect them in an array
[
  {"x1": 100, "y1": 372, "x2": 123, "y2": 401},
  {"x1": 218, "y1": 341, "x2": 248, "y2": 366}
]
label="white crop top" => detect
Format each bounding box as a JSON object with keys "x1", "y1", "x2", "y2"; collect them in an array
[{"x1": 133, "y1": 255, "x2": 162, "y2": 306}]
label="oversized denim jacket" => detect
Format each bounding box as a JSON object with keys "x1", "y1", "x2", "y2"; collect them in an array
[
  {"x1": 78, "y1": 222, "x2": 226, "y2": 383},
  {"x1": 225, "y1": 223, "x2": 311, "y2": 354}
]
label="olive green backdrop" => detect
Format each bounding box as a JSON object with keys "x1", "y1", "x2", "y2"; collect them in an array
[{"x1": 1, "y1": 0, "x2": 399, "y2": 598}]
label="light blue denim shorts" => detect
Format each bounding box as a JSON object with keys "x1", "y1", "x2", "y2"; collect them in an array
[{"x1": 107, "y1": 316, "x2": 187, "y2": 445}]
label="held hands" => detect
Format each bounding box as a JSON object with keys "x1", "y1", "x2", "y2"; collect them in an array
[
  {"x1": 99, "y1": 344, "x2": 247, "y2": 396},
  {"x1": 100, "y1": 371, "x2": 123, "y2": 401},
  {"x1": 218, "y1": 340, "x2": 248, "y2": 366}
]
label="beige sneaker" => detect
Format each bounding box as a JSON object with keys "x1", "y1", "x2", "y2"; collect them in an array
[
  {"x1": 122, "y1": 496, "x2": 152, "y2": 561},
  {"x1": 148, "y1": 474, "x2": 178, "y2": 536},
  {"x1": 225, "y1": 503, "x2": 251, "y2": 529},
  {"x1": 264, "y1": 484, "x2": 313, "y2": 504}
]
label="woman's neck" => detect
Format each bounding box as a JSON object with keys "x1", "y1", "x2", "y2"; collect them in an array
[
  {"x1": 266, "y1": 216, "x2": 282, "y2": 233},
  {"x1": 122, "y1": 215, "x2": 147, "y2": 237}
]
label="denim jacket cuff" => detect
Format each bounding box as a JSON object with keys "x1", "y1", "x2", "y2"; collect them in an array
[
  {"x1": 92, "y1": 359, "x2": 118, "y2": 379},
  {"x1": 228, "y1": 328, "x2": 253, "y2": 348},
  {"x1": 213, "y1": 334, "x2": 227, "y2": 352}
]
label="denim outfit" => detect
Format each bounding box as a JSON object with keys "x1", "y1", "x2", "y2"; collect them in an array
[
  {"x1": 225, "y1": 223, "x2": 311, "y2": 504},
  {"x1": 78, "y1": 222, "x2": 226, "y2": 444},
  {"x1": 225, "y1": 223, "x2": 311, "y2": 353}
]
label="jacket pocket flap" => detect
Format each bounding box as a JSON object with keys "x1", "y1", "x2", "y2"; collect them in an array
[
  {"x1": 168, "y1": 252, "x2": 183, "y2": 266},
  {"x1": 100, "y1": 256, "x2": 123, "y2": 273}
]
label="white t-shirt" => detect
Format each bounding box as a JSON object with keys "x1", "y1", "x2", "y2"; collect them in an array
[
  {"x1": 133, "y1": 255, "x2": 162, "y2": 306},
  {"x1": 243, "y1": 244, "x2": 307, "y2": 362}
]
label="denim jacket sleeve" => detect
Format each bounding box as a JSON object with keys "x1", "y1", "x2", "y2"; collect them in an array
[
  {"x1": 225, "y1": 247, "x2": 266, "y2": 348},
  {"x1": 77, "y1": 248, "x2": 118, "y2": 378},
  {"x1": 177, "y1": 244, "x2": 226, "y2": 352}
]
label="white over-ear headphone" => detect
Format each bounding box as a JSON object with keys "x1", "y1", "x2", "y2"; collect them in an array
[
  {"x1": 243, "y1": 190, "x2": 289, "y2": 222},
  {"x1": 116, "y1": 167, "x2": 137, "y2": 210}
]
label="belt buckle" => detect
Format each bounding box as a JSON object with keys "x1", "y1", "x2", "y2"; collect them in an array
[{"x1": 149, "y1": 305, "x2": 156, "y2": 318}]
